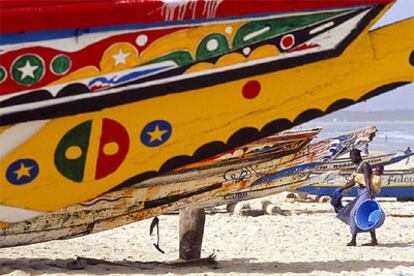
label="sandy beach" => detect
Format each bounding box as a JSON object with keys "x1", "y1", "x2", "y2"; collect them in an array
[
  {"x1": 1, "y1": 193, "x2": 413, "y2": 276},
  {"x1": 1, "y1": 0, "x2": 413, "y2": 274}
]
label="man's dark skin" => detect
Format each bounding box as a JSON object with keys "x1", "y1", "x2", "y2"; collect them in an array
[{"x1": 339, "y1": 150, "x2": 378, "y2": 247}]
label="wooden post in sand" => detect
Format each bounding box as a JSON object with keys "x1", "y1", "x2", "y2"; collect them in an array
[{"x1": 179, "y1": 207, "x2": 205, "y2": 260}]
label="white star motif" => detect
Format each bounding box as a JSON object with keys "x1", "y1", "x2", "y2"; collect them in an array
[
  {"x1": 17, "y1": 60, "x2": 39, "y2": 80},
  {"x1": 112, "y1": 49, "x2": 130, "y2": 66}
]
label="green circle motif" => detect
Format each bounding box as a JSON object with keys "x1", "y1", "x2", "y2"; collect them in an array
[
  {"x1": 51, "y1": 55, "x2": 71, "y2": 75},
  {"x1": 196, "y1": 33, "x2": 229, "y2": 61},
  {"x1": 11, "y1": 54, "x2": 44, "y2": 86},
  {"x1": 0, "y1": 66, "x2": 6, "y2": 83}
]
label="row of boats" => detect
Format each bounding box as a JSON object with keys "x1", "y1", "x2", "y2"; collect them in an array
[
  {"x1": 299, "y1": 155, "x2": 414, "y2": 200},
  {"x1": 0, "y1": 125, "x2": 412, "y2": 248},
  {"x1": 0, "y1": 0, "x2": 412, "y2": 250}
]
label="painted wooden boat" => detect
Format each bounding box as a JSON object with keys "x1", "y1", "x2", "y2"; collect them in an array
[
  {"x1": 313, "y1": 151, "x2": 414, "y2": 172},
  {"x1": 1, "y1": 0, "x2": 413, "y2": 218},
  {"x1": 216, "y1": 172, "x2": 328, "y2": 206},
  {"x1": 298, "y1": 169, "x2": 414, "y2": 200},
  {"x1": 0, "y1": 0, "x2": 395, "y2": 106},
  {"x1": 0, "y1": 128, "x2": 319, "y2": 226},
  {"x1": 195, "y1": 151, "x2": 414, "y2": 207},
  {"x1": 0, "y1": 126, "x2": 375, "y2": 248},
  {"x1": 202, "y1": 143, "x2": 414, "y2": 206},
  {"x1": 298, "y1": 150, "x2": 414, "y2": 199},
  {"x1": 205, "y1": 128, "x2": 383, "y2": 207}
]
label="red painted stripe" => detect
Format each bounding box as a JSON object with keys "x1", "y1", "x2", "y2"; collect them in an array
[{"x1": 0, "y1": 0, "x2": 392, "y2": 34}]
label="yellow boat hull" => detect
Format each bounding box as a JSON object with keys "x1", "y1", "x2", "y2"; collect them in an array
[{"x1": 0, "y1": 17, "x2": 413, "y2": 217}]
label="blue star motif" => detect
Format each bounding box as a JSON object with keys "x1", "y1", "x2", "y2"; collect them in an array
[
  {"x1": 140, "y1": 120, "x2": 172, "y2": 147},
  {"x1": 6, "y1": 159, "x2": 39, "y2": 185}
]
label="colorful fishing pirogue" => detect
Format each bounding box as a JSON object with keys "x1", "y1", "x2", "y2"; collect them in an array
[
  {"x1": 299, "y1": 170, "x2": 414, "y2": 200},
  {"x1": 313, "y1": 151, "x2": 414, "y2": 172},
  {"x1": 0, "y1": 127, "x2": 376, "y2": 247},
  {"x1": 298, "y1": 152, "x2": 414, "y2": 200},
  {"x1": 0, "y1": 128, "x2": 318, "y2": 225},
  {"x1": 0, "y1": 1, "x2": 413, "y2": 232}
]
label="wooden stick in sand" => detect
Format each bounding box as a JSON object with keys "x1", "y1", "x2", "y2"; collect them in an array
[{"x1": 179, "y1": 207, "x2": 206, "y2": 260}]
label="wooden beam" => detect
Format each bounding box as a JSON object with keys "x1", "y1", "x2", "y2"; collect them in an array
[{"x1": 179, "y1": 208, "x2": 205, "y2": 260}]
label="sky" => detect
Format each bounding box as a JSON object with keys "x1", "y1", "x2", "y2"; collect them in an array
[{"x1": 345, "y1": 0, "x2": 413, "y2": 111}]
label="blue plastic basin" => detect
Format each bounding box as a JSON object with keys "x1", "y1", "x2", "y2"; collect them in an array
[{"x1": 355, "y1": 200, "x2": 384, "y2": 231}]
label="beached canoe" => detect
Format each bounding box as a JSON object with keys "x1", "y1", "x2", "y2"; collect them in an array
[
  {"x1": 0, "y1": 127, "x2": 375, "y2": 248},
  {"x1": 203, "y1": 143, "x2": 414, "y2": 206},
  {"x1": 313, "y1": 151, "x2": 414, "y2": 172},
  {"x1": 298, "y1": 169, "x2": 414, "y2": 200},
  {"x1": 297, "y1": 150, "x2": 414, "y2": 199},
  {"x1": 0, "y1": 0, "x2": 395, "y2": 106},
  {"x1": 0, "y1": 128, "x2": 319, "y2": 226},
  {"x1": 1, "y1": 0, "x2": 412, "y2": 217}
]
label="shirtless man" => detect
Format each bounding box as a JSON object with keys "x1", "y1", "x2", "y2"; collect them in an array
[{"x1": 337, "y1": 149, "x2": 378, "y2": 246}]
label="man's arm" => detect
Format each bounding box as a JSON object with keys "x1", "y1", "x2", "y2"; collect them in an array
[{"x1": 339, "y1": 178, "x2": 356, "y2": 192}]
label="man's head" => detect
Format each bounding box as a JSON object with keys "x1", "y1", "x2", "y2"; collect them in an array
[
  {"x1": 375, "y1": 165, "x2": 384, "y2": 175},
  {"x1": 349, "y1": 149, "x2": 362, "y2": 164}
]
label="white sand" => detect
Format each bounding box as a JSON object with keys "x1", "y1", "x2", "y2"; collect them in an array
[{"x1": 1, "y1": 193, "x2": 413, "y2": 275}]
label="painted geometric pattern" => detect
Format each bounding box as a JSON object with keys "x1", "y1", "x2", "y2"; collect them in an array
[
  {"x1": 1, "y1": 15, "x2": 413, "y2": 215},
  {"x1": 0, "y1": 128, "x2": 322, "y2": 228},
  {"x1": 0, "y1": 126, "x2": 375, "y2": 246},
  {"x1": 0, "y1": 7, "x2": 368, "y2": 110}
]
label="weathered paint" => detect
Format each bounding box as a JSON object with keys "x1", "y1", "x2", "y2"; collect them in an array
[
  {"x1": 314, "y1": 151, "x2": 414, "y2": 172},
  {"x1": 1, "y1": 12, "x2": 412, "y2": 216},
  {"x1": 0, "y1": 127, "x2": 375, "y2": 247},
  {"x1": 298, "y1": 171, "x2": 414, "y2": 199},
  {"x1": 0, "y1": 0, "x2": 393, "y2": 35},
  {"x1": 0, "y1": 128, "x2": 318, "y2": 225},
  {"x1": 228, "y1": 152, "x2": 414, "y2": 205},
  {"x1": 218, "y1": 172, "x2": 328, "y2": 205},
  {"x1": 1, "y1": 6, "x2": 382, "y2": 116}
]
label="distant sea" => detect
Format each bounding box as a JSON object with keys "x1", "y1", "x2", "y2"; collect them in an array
[{"x1": 298, "y1": 121, "x2": 414, "y2": 152}]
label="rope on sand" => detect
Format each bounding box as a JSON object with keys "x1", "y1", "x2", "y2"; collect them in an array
[{"x1": 388, "y1": 214, "x2": 414, "y2": 218}]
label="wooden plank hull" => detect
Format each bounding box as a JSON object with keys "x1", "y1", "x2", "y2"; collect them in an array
[
  {"x1": 298, "y1": 170, "x2": 414, "y2": 199},
  {"x1": 0, "y1": 126, "x2": 375, "y2": 248},
  {"x1": 314, "y1": 151, "x2": 414, "y2": 172},
  {"x1": 0, "y1": 128, "x2": 319, "y2": 225},
  {"x1": 216, "y1": 173, "x2": 330, "y2": 206},
  {"x1": 229, "y1": 152, "x2": 414, "y2": 206},
  {"x1": 298, "y1": 151, "x2": 414, "y2": 198}
]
